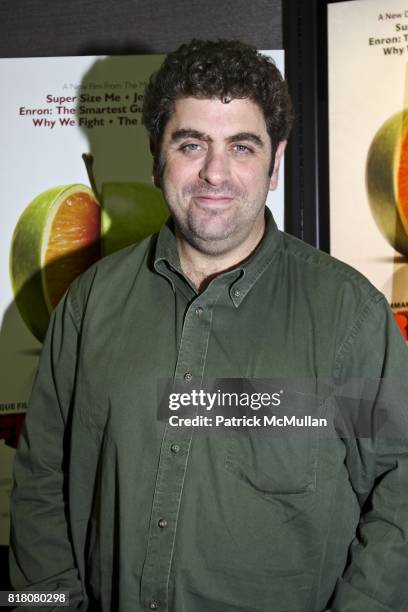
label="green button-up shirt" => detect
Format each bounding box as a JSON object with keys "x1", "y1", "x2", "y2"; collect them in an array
[{"x1": 10, "y1": 210, "x2": 408, "y2": 611}]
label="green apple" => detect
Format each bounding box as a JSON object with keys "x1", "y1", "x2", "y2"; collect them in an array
[
  {"x1": 10, "y1": 176, "x2": 169, "y2": 343},
  {"x1": 101, "y1": 182, "x2": 169, "y2": 255}
]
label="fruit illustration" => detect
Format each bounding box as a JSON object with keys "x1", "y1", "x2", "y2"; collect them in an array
[
  {"x1": 394, "y1": 311, "x2": 408, "y2": 342},
  {"x1": 82, "y1": 153, "x2": 169, "y2": 255},
  {"x1": 10, "y1": 185, "x2": 100, "y2": 341},
  {"x1": 101, "y1": 182, "x2": 169, "y2": 254},
  {"x1": 366, "y1": 110, "x2": 408, "y2": 256},
  {"x1": 10, "y1": 154, "x2": 169, "y2": 342}
]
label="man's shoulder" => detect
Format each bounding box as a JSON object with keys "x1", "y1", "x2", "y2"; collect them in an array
[
  {"x1": 67, "y1": 235, "x2": 156, "y2": 315},
  {"x1": 278, "y1": 229, "x2": 383, "y2": 307}
]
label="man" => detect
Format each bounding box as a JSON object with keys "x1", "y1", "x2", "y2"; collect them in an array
[{"x1": 10, "y1": 39, "x2": 408, "y2": 611}]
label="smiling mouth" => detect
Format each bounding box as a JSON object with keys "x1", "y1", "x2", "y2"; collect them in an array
[{"x1": 193, "y1": 195, "x2": 234, "y2": 207}]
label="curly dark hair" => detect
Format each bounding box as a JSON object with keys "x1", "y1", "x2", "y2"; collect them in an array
[{"x1": 142, "y1": 39, "x2": 294, "y2": 178}]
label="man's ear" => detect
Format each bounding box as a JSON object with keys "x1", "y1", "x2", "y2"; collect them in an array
[{"x1": 269, "y1": 140, "x2": 287, "y2": 191}]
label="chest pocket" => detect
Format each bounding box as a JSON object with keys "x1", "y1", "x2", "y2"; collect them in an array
[{"x1": 224, "y1": 389, "x2": 327, "y2": 495}]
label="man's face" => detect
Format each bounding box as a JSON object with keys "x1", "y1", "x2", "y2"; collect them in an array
[{"x1": 158, "y1": 96, "x2": 286, "y2": 256}]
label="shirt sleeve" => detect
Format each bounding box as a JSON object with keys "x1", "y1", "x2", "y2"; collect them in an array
[
  {"x1": 9, "y1": 287, "x2": 86, "y2": 611},
  {"x1": 327, "y1": 294, "x2": 408, "y2": 611}
]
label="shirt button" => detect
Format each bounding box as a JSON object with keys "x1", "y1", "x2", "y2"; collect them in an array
[
  {"x1": 195, "y1": 306, "x2": 203, "y2": 317},
  {"x1": 184, "y1": 372, "x2": 192, "y2": 382},
  {"x1": 158, "y1": 518, "x2": 168, "y2": 528},
  {"x1": 233, "y1": 289, "x2": 241, "y2": 298},
  {"x1": 170, "y1": 443, "x2": 180, "y2": 453},
  {"x1": 148, "y1": 602, "x2": 159, "y2": 610}
]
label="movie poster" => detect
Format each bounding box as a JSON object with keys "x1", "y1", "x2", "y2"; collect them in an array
[
  {"x1": 0, "y1": 51, "x2": 284, "y2": 544},
  {"x1": 328, "y1": 0, "x2": 408, "y2": 340}
]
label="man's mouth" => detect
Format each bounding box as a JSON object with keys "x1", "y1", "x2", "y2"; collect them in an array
[{"x1": 192, "y1": 195, "x2": 234, "y2": 207}]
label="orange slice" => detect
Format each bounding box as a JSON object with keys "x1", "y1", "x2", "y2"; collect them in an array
[
  {"x1": 10, "y1": 184, "x2": 100, "y2": 342},
  {"x1": 42, "y1": 189, "x2": 100, "y2": 310}
]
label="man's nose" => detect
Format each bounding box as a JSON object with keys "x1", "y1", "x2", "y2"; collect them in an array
[{"x1": 198, "y1": 149, "x2": 231, "y2": 185}]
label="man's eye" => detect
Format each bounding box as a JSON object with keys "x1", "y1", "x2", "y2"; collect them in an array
[
  {"x1": 233, "y1": 144, "x2": 252, "y2": 153},
  {"x1": 180, "y1": 143, "x2": 201, "y2": 153}
]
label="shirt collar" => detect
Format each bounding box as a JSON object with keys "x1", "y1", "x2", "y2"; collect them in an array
[{"x1": 154, "y1": 207, "x2": 281, "y2": 307}]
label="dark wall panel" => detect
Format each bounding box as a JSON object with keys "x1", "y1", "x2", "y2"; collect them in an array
[{"x1": 0, "y1": 0, "x2": 282, "y2": 57}]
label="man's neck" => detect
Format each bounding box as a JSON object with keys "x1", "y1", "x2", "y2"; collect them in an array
[{"x1": 175, "y1": 218, "x2": 266, "y2": 292}]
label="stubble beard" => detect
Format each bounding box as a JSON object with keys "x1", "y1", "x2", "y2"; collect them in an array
[{"x1": 168, "y1": 180, "x2": 257, "y2": 256}]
